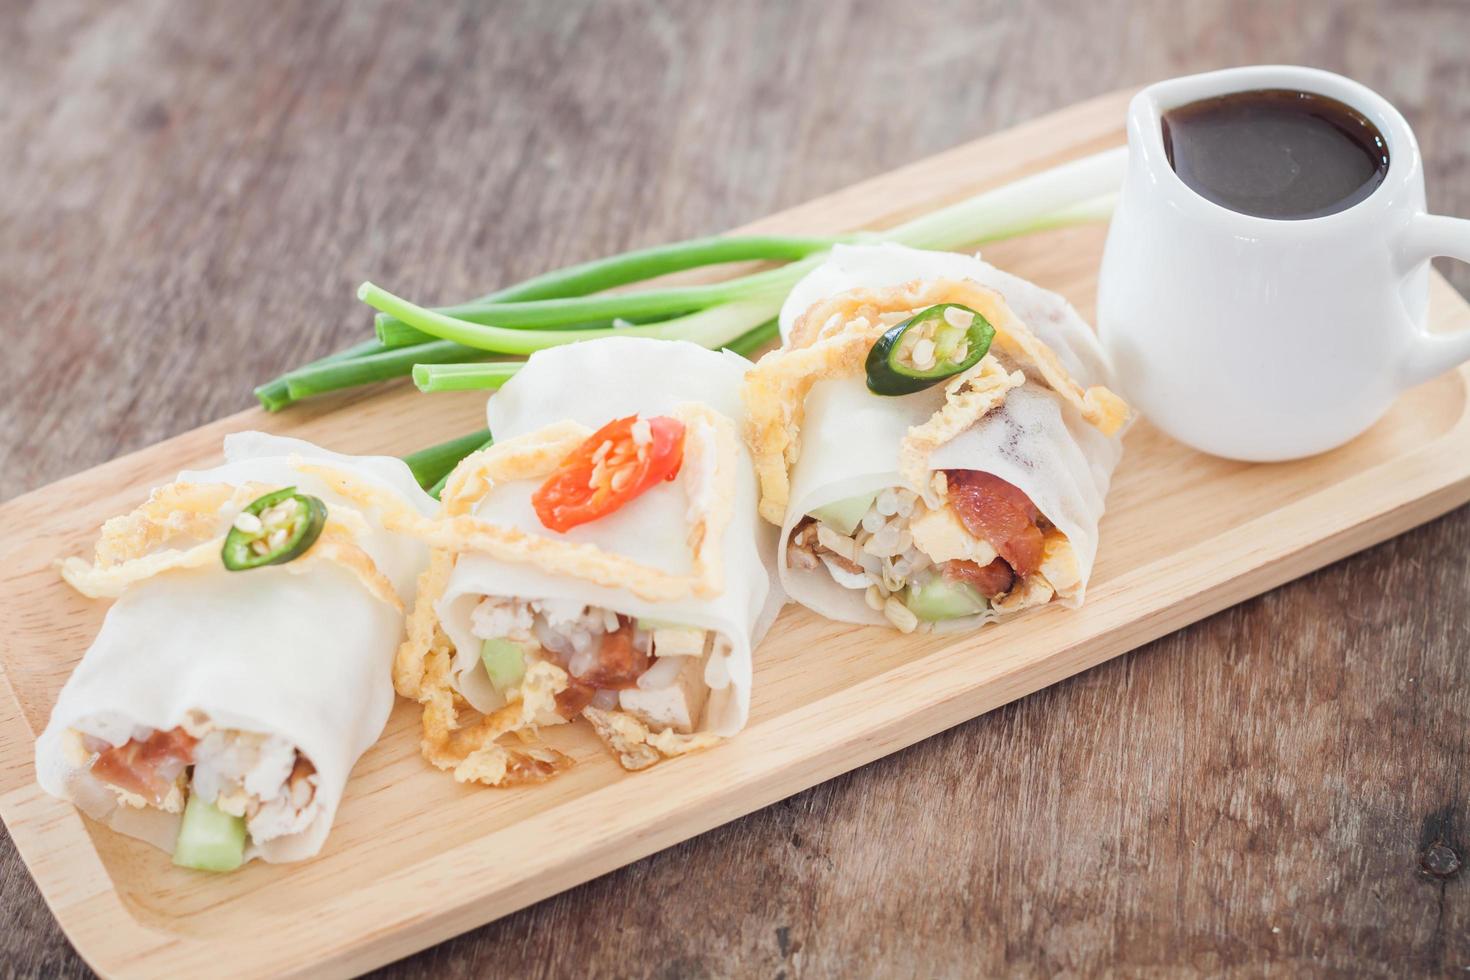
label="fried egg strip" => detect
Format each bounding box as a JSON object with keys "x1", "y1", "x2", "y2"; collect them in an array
[
  {"x1": 583, "y1": 706, "x2": 722, "y2": 771},
  {"x1": 60, "y1": 484, "x2": 401, "y2": 611},
  {"x1": 303, "y1": 403, "x2": 740, "y2": 604},
  {"x1": 393, "y1": 550, "x2": 455, "y2": 700},
  {"x1": 787, "y1": 277, "x2": 1129, "y2": 436},
  {"x1": 396, "y1": 578, "x2": 575, "y2": 787},
  {"x1": 94, "y1": 482, "x2": 276, "y2": 566},
  {"x1": 420, "y1": 651, "x2": 575, "y2": 787},
  {"x1": 743, "y1": 324, "x2": 887, "y2": 523}
]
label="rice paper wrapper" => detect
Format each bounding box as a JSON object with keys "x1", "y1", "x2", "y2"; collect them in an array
[
  {"x1": 776, "y1": 244, "x2": 1124, "y2": 628},
  {"x1": 35, "y1": 433, "x2": 436, "y2": 863},
  {"x1": 437, "y1": 337, "x2": 782, "y2": 737}
]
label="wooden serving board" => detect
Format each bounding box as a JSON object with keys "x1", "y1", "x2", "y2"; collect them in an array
[{"x1": 4, "y1": 88, "x2": 1470, "y2": 978}]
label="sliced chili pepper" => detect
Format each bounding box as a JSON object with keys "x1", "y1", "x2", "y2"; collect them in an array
[
  {"x1": 865, "y1": 303, "x2": 995, "y2": 396},
  {"x1": 221, "y1": 487, "x2": 327, "y2": 571},
  {"x1": 532, "y1": 415, "x2": 684, "y2": 533}
]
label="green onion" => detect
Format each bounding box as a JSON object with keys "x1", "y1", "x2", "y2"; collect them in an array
[
  {"x1": 409, "y1": 321, "x2": 777, "y2": 395},
  {"x1": 376, "y1": 311, "x2": 689, "y2": 349},
  {"x1": 402, "y1": 427, "x2": 493, "y2": 490},
  {"x1": 259, "y1": 148, "x2": 1128, "y2": 410},
  {"x1": 884, "y1": 148, "x2": 1124, "y2": 250},
  {"x1": 254, "y1": 338, "x2": 388, "y2": 411},
  {"x1": 279, "y1": 340, "x2": 486, "y2": 402},
  {"x1": 359, "y1": 282, "x2": 782, "y2": 355},
  {"x1": 371, "y1": 235, "x2": 838, "y2": 344},
  {"x1": 725, "y1": 318, "x2": 779, "y2": 358},
  {"x1": 413, "y1": 362, "x2": 522, "y2": 394},
  {"x1": 359, "y1": 149, "x2": 1124, "y2": 358},
  {"x1": 262, "y1": 235, "x2": 829, "y2": 404}
]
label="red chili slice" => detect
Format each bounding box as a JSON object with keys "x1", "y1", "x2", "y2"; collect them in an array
[
  {"x1": 89, "y1": 727, "x2": 197, "y2": 806},
  {"x1": 532, "y1": 415, "x2": 685, "y2": 533},
  {"x1": 943, "y1": 469, "x2": 1045, "y2": 577}
]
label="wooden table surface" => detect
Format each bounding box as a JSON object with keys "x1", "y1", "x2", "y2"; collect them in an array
[{"x1": 5, "y1": 1, "x2": 1468, "y2": 975}]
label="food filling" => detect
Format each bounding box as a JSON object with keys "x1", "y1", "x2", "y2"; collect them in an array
[
  {"x1": 68, "y1": 716, "x2": 320, "y2": 872},
  {"x1": 468, "y1": 595, "x2": 720, "y2": 735},
  {"x1": 787, "y1": 469, "x2": 1070, "y2": 632}
]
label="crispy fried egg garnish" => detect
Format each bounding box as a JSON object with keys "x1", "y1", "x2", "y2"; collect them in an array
[
  {"x1": 60, "y1": 483, "x2": 400, "y2": 611},
  {"x1": 418, "y1": 655, "x2": 575, "y2": 787},
  {"x1": 743, "y1": 323, "x2": 887, "y2": 524},
  {"x1": 582, "y1": 706, "x2": 722, "y2": 771},
  {"x1": 787, "y1": 277, "x2": 1130, "y2": 436},
  {"x1": 1037, "y1": 528, "x2": 1082, "y2": 599},
  {"x1": 305, "y1": 403, "x2": 739, "y2": 604}
]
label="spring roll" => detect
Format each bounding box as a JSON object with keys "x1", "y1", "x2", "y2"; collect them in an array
[
  {"x1": 394, "y1": 337, "x2": 782, "y2": 783},
  {"x1": 35, "y1": 433, "x2": 435, "y2": 868},
  {"x1": 744, "y1": 243, "x2": 1129, "y2": 632}
]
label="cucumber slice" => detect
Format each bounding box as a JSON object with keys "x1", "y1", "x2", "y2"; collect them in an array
[
  {"x1": 904, "y1": 577, "x2": 989, "y2": 622},
  {"x1": 172, "y1": 793, "x2": 247, "y2": 873},
  {"x1": 809, "y1": 492, "x2": 877, "y2": 536},
  {"x1": 481, "y1": 638, "x2": 527, "y2": 693}
]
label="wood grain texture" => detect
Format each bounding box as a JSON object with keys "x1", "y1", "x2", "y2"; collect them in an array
[{"x1": 2, "y1": 0, "x2": 1467, "y2": 976}]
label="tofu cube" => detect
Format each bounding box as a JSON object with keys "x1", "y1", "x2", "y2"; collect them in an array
[{"x1": 619, "y1": 655, "x2": 710, "y2": 734}]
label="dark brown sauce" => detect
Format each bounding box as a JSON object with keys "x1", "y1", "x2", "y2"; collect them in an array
[{"x1": 1162, "y1": 88, "x2": 1389, "y2": 220}]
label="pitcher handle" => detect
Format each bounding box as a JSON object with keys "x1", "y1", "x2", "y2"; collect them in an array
[{"x1": 1399, "y1": 213, "x2": 1470, "y2": 388}]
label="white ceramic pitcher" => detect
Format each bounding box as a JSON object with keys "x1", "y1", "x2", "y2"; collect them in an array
[{"x1": 1097, "y1": 65, "x2": 1470, "y2": 462}]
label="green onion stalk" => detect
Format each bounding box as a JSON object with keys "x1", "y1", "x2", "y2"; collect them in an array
[{"x1": 261, "y1": 147, "x2": 1125, "y2": 411}]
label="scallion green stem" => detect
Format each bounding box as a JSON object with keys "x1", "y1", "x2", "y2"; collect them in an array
[
  {"x1": 402, "y1": 428, "x2": 493, "y2": 491},
  {"x1": 376, "y1": 311, "x2": 693, "y2": 349},
  {"x1": 374, "y1": 234, "x2": 839, "y2": 346},
  {"x1": 254, "y1": 338, "x2": 389, "y2": 411},
  {"x1": 390, "y1": 280, "x2": 745, "y2": 331},
  {"x1": 412, "y1": 361, "x2": 523, "y2": 393},
  {"x1": 884, "y1": 147, "x2": 1126, "y2": 250},
  {"x1": 360, "y1": 282, "x2": 783, "y2": 355},
  {"x1": 725, "y1": 318, "x2": 779, "y2": 358},
  {"x1": 410, "y1": 318, "x2": 782, "y2": 394},
  {"x1": 280, "y1": 340, "x2": 485, "y2": 401},
  {"x1": 468, "y1": 234, "x2": 838, "y2": 302},
  {"x1": 267, "y1": 149, "x2": 1128, "y2": 412}
]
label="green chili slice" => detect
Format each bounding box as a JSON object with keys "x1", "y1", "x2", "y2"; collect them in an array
[
  {"x1": 864, "y1": 303, "x2": 996, "y2": 396},
  {"x1": 221, "y1": 487, "x2": 327, "y2": 571}
]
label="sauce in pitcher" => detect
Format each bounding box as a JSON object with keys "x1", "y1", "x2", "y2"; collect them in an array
[{"x1": 1162, "y1": 89, "x2": 1389, "y2": 220}]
